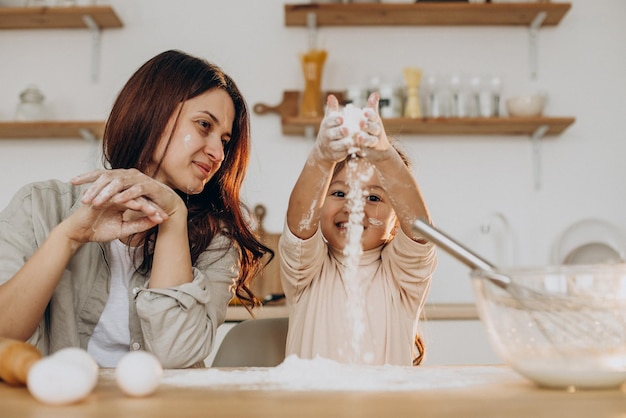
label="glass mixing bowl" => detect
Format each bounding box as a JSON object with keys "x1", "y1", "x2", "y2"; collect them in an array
[{"x1": 471, "y1": 264, "x2": 626, "y2": 390}]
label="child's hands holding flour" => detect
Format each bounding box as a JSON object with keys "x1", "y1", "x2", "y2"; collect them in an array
[
  {"x1": 313, "y1": 95, "x2": 354, "y2": 164},
  {"x1": 355, "y1": 93, "x2": 395, "y2": 162},
  {"x1": 313, "y1": 93, "x2": 395, "y2": 164}
]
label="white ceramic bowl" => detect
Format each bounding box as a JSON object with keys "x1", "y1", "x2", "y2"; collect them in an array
[
  {"x1": 506, "y1": 95, "x2": 546, "y2": 117},
  {"x1": 471, "y1": 264, "x2": 626, "y2": 390}
]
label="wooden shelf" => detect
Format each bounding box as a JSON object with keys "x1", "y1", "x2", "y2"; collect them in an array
[
  {"x1": 285, "y1": 2, "x2": 571, "y2": 27},
  {"x1": 0, "y1": 6, "x2": 122, "y2": 29},
  {"x1": 253, "y1": 91, "x2": 575, "y2": 137},
  {"x1": 0, "y1": 121, "x2": 105, "y2": 139},
  {"x1": 283, "y1": 115, "x2": 575, "y2": 136}
]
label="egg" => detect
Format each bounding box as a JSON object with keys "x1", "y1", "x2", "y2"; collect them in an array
[
  {"x1": 115, "y1": 351, "x2": 163, "y2": 397},
  {"x1": 52, "y1": 347, "x2": 99, "y2": 391},
  {"x1": 27, "y1": 357, "x2": 94, "y2": 405}
]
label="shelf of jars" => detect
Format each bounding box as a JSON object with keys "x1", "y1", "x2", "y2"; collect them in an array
[
  {"x1": 0, "y1": 121, "x2": 105, "y2": 140},
  {"x1": 0, "y1": 5, "x2": 122, "y2": 29},
  {"x1": 284, "y1": 2, "x2": 572, "y2": 27},
  {"x1": 253, "y1": 91, "x2": 575, "y2": 137}
]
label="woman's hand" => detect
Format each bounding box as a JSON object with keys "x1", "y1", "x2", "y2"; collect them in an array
[
  {"x1": 63, "y1": 169, "x2": 186, "y2": 243},
  {"x1": 312, "y1": 95, "x2": 353, "y2": 164}
]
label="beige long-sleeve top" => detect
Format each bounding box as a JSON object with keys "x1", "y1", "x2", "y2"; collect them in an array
[
  {"x1": 0, "y1": 180, "x2": 238, "y2": 368},
  {"x1": 279, "y1": 223, "x2": 437, "y2": 366}
]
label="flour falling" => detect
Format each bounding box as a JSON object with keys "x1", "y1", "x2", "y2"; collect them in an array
[{"x1": 340, "y1": 104, "x2": 374, "y2": 363}]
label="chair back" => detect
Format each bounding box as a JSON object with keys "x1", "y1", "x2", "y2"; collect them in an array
[{"x1": 211, "y1": 317, "x2": 288, "y2": 367}]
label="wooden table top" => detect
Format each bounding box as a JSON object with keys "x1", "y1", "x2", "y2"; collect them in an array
[{"x1": 1, "y1": 365, "x2": 625, "y2": 418}]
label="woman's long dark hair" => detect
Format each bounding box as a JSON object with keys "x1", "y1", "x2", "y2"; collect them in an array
[{"x1": 102, "y1": 49, "x2": 271, "y2": 307}]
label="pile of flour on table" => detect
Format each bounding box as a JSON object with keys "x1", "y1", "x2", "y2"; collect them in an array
[{"x1": 161, "y1": 355, "x2": 518, "y2": 391}]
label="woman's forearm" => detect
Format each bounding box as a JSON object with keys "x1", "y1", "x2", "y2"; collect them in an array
[
  {"x1": 0, "y1": 225, "x2": 79, "y2": 340},
  {"x1": 148, "y1": 210, "x2": 193, "y2": 289}
]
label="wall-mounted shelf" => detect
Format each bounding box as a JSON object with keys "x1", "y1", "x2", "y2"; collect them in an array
[
  {"x1": 0, "y1": 121, "x2": 105, "y2": 140},
  {"x1": 285, "y1": 2, "x2": 571, "y2": 27},
  {"x1": 0, "y1": 6, "x2": 123, "y2": 81},
  {"x1": 0, "y1": 6, "x2": 122, "y2": 29},
  {"x1": 253, "y1": 91, "x2": 575, "y2": 137}
]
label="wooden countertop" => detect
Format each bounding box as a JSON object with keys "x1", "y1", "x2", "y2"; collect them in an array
[
  {"x1": 227, "y1": 302, "x2": 480, "y2": 322},
  {"x1": 2, "y1": 366, "x2": 624, "y2": 418}
]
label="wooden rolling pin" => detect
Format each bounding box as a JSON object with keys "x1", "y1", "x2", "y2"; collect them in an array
[{"x1": 0, "y1": 337, "x2": 42, "y2": 386}]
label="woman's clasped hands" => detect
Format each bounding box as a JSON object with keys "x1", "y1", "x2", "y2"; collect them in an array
[{"x1": 64, "y1": 169, "x2": 185, "y2": 244}]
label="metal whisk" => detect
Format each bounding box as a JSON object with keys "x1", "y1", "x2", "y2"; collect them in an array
[{"x1": 413, "y1": 219, "x2": 626, "y2": 351}]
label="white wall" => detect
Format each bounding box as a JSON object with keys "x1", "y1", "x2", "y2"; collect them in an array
[{"x1": 1, "y1": 0, "x2": 625, "y2": 304}]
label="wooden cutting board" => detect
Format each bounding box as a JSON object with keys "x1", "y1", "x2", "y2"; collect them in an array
[{"x1": 249, "y1": 204, "x2": 284, "y2": 303}]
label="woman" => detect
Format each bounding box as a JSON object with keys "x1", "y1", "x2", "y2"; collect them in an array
[{"x1": 0, "y1": 50, "x2": 271, "y2": 368}]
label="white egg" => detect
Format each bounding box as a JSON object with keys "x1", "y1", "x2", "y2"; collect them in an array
[
  {"x1": 52, "y1": 347, "x2": 99, "y2": 391},
  {"x1": 27, "y1": 357, "x2": 93, "y2": 405},
  {"x1": 115, "y1": 351, "x2": 163, "y2": 397}
]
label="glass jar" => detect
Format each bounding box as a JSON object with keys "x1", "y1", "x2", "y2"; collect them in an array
[{"x1": 14, "y1": 85, "x2": 48, "y2": 121}]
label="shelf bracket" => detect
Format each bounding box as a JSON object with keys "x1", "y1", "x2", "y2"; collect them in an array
[
  {"x1": 304, "y1": 125, "x2": 315, "y2": 141},
  {"x1": 78, "y1": 128, "x2": 97, "y2": 143},
  {"x1": 82, "y1": 15, "x2": 102, "y2": 83},
  {"x1": 531, "y1": 124, "x2": 549, "y2": 191},
  {"x1": 528, "y1": 11, "x2": 547, "y2": 81}
]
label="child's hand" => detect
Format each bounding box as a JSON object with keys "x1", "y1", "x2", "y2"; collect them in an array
[
  {"x1": 312, "y1": 95, "x2": 353, "y2": 163},
  {"x1": 356, "y1": 93, "x2": 395, "y2": 162}
]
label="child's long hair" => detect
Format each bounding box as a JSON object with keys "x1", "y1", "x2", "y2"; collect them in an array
[{"x1": 102, "y1": 50, "x2": 271, "y2": 307}]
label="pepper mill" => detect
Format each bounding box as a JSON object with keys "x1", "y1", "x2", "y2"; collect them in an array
[{"x1": 403, "y1": 67, "x2": 423, "y2": 118}]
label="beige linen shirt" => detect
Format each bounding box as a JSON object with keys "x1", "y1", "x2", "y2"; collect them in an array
[
  {"x1": 279, "y1": 224, "x2": 437, "y2": 366},
  {"x1": 0, "y1": 180, "x2": 238, "y2": 368}
]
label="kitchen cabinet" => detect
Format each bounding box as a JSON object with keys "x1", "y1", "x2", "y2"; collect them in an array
[{"x1": 0, "y1": 6, "x2": 121, "y2": 140}]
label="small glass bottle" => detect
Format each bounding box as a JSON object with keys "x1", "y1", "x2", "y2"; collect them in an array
[{"x1": 15, "y1": 85, "x2": 48, "y2": 121}]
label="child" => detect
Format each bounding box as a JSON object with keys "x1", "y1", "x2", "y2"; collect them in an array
[
  {"x1": 0, "y1": 50, "x2": 271, "y2": 368},
  {"x1": 279, "y1": 93, "x2": 437, "y2": 366}
]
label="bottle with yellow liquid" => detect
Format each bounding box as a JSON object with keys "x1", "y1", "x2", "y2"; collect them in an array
[{"x1": 299, "y1": 49, "x2": 327, "y2": 118}]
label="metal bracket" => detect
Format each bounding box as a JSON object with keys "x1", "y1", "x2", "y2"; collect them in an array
[
  {"x1": 529, "y1": 12, "x2": 547, "y2": 81},
  {"x1": 79, "y1": 128, "x2": 101, "y2": 169},
  {"x1": 78, "y1": 128, "x2": 97, "y2": 143},
  {"x1": 82, "y1": 15, "x2": 101, "y2": 83},
  {"x1": 531, "y1": 124, "x2": 549, "y2": 191},
  {"x1": 304, "y1": 125, "x2": 315, "y2": 141}
]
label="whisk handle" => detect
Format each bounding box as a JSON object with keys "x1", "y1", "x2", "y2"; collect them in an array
[{"x1": 413, "y1": 219, "x2": 495, "y2": 272}]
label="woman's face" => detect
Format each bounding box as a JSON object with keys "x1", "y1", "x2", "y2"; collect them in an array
[
  {"x1": 150, "y1": 88, "x2": 235, "y2": 194},
  {"x1": 320, "y1": 162, "x2": 397, "y2": 252}
]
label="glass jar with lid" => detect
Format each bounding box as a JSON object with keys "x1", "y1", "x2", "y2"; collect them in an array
[{"x1": 14, "y1": 85, "x2": 49, "y2": 121}]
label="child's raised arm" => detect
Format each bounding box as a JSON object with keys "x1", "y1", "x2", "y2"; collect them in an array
[
  {"x1": 357, "y1": 93, "x2": 432, "y2": 242},
  {"x1": 286, "y1": 95, "x2": 351, "y2": 240}
]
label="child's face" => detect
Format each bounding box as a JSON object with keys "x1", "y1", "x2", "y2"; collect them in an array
[
  {"x1": 321, "y1": 164, "x2": 397, "y2": 252},
  {"x1": 150, "y1": 88, "x2": 235, "y2": 194}
]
